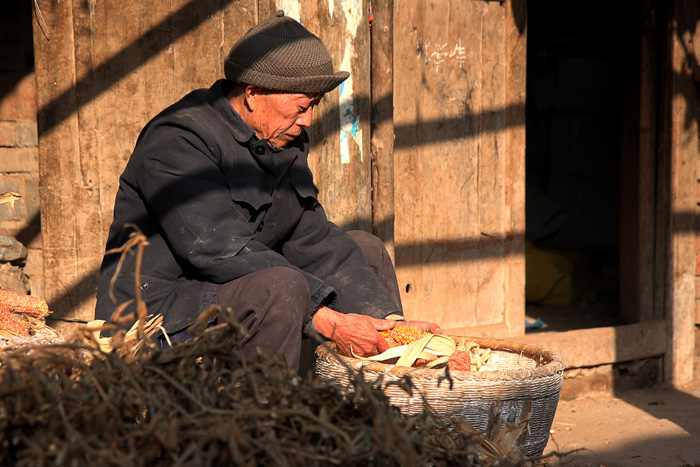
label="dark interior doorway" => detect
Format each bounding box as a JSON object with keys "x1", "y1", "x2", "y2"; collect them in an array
[{"x1": 525, "y1": 2, "x2": 636, "y2": 332}]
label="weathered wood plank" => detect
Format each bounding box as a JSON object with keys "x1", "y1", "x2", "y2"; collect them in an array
[
  {"x1": 393, "y1": 1, "x2": 522, "y2": 331},
  {"x1": 33, "y1": 0, "x2": 85, "y2": 322},
  {"x1": 370, "y1": 0, "x2": 395, "y2": 258},
  {"x1": 504, "y1": 0, "x2": 527, "y2": 336},
  {"x1": 475, "y1": 3, "x2": 507, "y2": 327},
  {"x1": 508, "y1": 320, "x2": 667, "y2": 369},
  {"x1": 33, "y1": 0, "x2": 374, "y2": 324},
  {"x1": 620, "y1": 0, "x2": 659, "y2": 325},
  {"x1": 638, "y1": 1, "x2": 661, "y2": 322},
  {"x1": 664, "y1": 0, "x2": 699, "y2": 385}
]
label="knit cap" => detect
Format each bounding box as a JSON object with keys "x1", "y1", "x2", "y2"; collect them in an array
[{"x1": 224, "y1": 10, "x2": 349, "y2": 94}]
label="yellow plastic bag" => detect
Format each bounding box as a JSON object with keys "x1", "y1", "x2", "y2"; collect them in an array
[{"x1": 525, "y1": 240, "x2": 596, "y2": 306}]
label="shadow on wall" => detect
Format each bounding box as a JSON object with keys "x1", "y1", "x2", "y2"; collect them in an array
[{"x1": 16, "y1": 0, "x2": 699, "y2": 327}]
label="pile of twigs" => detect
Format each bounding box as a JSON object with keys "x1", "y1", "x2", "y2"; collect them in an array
[{"x1": 0, "y1": 306, "x2": 534, "y2": 466}]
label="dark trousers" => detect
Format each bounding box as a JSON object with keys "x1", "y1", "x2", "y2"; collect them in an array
[{"x1": 175, "y1": 230, "x2": 402, "y2": 373}]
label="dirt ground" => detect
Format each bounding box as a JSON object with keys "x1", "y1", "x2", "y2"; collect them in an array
[{"x1": 541, "y1": 379, "x2": 700, "y2": 467}]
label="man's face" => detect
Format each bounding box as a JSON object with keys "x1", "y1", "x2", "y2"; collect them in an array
[{"x1": 248, "y1": 89, "x2": 323, "y2": 149}]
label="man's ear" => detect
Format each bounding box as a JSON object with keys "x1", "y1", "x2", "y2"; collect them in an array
[{"x1": 244, "y1": 85, "x2": 261, "y2": 111}]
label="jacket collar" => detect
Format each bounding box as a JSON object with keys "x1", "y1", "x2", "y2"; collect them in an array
[
  {"x1": 207, "y1": 80, "x2": 315, "y2": 209},
  {"x1": 205, "y1": 79, "x2": 256, "y2": 145}
]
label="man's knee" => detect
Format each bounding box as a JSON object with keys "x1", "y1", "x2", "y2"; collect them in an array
[
  {"x1": 347, "y1": 230, "x2": 393, "y2": 264},
  {"x1": 347, "y1": 229, "x2": 384, "y2": 251},
  {"x1": 264, "y1": 267, "x2": 310, "y2": 302},
  {"x1": 346, "y1": 230, "x2": 402, "y2": 311},
  {"x1": 346, "y1": 230, "x2": 392, "y2": 270},
  {"x1": 253, "y1": 267, "x2": 310, "y2": 326},
  {"x1": 216, "y1": 266, "x2": 310, "y2": 319}
]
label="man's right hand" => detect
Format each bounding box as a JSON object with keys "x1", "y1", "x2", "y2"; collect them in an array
[{"x1": 312, "y1": 306, "x2": 396, "y2": 357}]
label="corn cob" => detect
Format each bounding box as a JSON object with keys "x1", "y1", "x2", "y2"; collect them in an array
[
  {"x1": 0, "y1": 306, "x2": 30, "y2": 337},
  {"x1": 0, "y1": 288, "x2": 50, "y2": 319},
  {"x1": 381, "y1": 325, "x2": 431, "y2": 347}
]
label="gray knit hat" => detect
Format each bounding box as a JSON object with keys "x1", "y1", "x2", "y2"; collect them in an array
[{"x1": 224, "y1": 10, "x2": 349, "y2": 94}]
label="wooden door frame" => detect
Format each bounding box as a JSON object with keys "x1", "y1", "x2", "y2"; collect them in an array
[
  {"x1": 521, "y1": 0, "x2": 698, "y2": 386},
  {"x1": 659, "y1": 0, "x2": 698, "y2": 385}
]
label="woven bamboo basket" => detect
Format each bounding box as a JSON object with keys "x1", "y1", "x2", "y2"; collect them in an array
[{"x1": 315, "y1": 336, "x2": 565, "y2": 457}]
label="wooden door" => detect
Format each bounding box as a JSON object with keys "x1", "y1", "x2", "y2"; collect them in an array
[{"x1": 389, "y1": 0, "x2": 527, "y2": 334}]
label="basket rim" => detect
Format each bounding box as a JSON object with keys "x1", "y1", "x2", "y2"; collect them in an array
[{"x1": 315, "y1": 335, "x2": 566, "y2": 382}]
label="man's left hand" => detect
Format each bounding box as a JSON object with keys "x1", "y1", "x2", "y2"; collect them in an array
[{"x1": 312, "y1": 306, "x2": 396, "y2": 357}]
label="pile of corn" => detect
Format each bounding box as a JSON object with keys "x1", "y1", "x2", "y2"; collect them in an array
[
  {"x1": 0, "y1": 288, "x2": 53, "y2": 339},
  {"x1": 374, "y1": 325, "x2": 491, "y2": 371}
]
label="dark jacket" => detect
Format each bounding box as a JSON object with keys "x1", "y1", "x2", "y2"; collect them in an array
[{"x1": 95, "y1": 80, "x2": 401, "y2": 333}]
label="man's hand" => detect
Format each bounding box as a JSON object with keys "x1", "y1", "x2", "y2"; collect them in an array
[{"x1": 312, "y1": 306, "x2": 396, "y2": 357}]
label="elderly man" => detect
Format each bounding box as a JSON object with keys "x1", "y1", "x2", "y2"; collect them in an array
[{"x1": 95, "y1": 11, "x2": 439, "y2": 370}]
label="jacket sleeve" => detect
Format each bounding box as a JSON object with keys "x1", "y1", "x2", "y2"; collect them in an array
[{"x1": 281, "y1": 182, "x2": 402, "y2": 320}]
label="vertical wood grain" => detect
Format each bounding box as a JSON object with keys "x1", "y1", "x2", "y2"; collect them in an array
[
  {"x1": 370, "y1": 0, "x2": 395, "y2": 258},
  {"x1": 504, "y1": 0, "x2": 526, "y2": 335},
  {"x1": 665, "y1": 0, "x2": 699, "y2": 385},
  {"x1": 392, "y1": 1, "x2": 523, "y2": 331},
  {"x1": 33, "y1": 0, "x2": 258, "y2": 324}
]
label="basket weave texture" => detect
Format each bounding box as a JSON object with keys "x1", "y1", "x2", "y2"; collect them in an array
[{"x1": 315, "y1": 336, "x2": 565, "y2": 457}]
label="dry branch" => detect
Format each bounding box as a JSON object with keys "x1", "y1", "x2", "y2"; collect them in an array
[{"x1": 0, "y1": 306, "x2": 544, "y2": 466}]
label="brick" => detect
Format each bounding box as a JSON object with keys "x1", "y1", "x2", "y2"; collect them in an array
[
  {"x1": 14, "y1": 120, "x2": 37, "y2": 147},
  {"x1": 0, "y1": 121, "x2": 37, "y2": 148},
  {"x1": 0, "y1": 121, "x2": 14, "y2": 146},
  {"x1": 0, "y1": 147, "x2": 38, "y2": 173},
  {"x1": 0, "y1": 177, "x2": 22, "y2": 221},
  {"x1": 0, "y1": 72, "x2": 36, "y2": 120}
]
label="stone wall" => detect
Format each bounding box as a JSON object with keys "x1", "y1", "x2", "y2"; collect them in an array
[{"x1": 0, "y1": 2, "x2": 42, "y2": 298}]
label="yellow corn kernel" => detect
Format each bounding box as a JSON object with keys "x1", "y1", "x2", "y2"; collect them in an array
[{"x1": 381, "y1": 326, "x2": 430, "y2": 347}]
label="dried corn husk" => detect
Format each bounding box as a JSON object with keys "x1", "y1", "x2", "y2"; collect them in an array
[
  {"x1": 354, "y1": 333, "x2": 457, "y2": 367},
  {"x1": 457, "y1": 340, "x2": 493, "y2": 371},
  {"x1": 84, "y1": 314, "x2": 167, "y2": 357},
  {"x1": 0, "y1": 192, "x2": 21, "y2": 209},
  {"x1": 353, "y1": 333, "x2": 494, "y2": 371}
]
